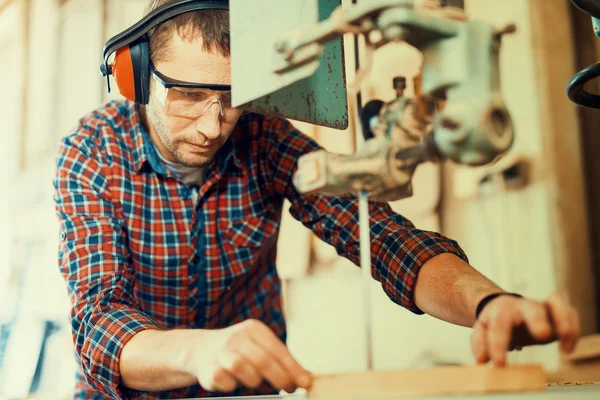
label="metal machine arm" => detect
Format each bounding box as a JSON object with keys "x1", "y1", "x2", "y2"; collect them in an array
[{"x1": 278, "y1": 0, "x2": 515, "y2": 201}]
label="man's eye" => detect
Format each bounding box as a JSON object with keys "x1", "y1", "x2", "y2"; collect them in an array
[{"x1": 181, "y1": 91, "x2": 203, "y2": 99}]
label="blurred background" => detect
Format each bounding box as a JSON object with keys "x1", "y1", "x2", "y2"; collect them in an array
[{"x1": 1, "y1": 0, "x2": 600, "y2": 398}]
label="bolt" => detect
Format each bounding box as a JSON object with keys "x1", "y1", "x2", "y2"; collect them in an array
[
  {"x1": 394, "y1": 77, "x2": 406, "y2": 97},
  {"x1": 368, "y1": 30, "x2": 384, "y2": 45},
  {"x1": 383, "y1": 24, "x2": 404, "y2": 42},
  {"x1": 440, "y1": 117, "x2": 461, "y2": 130}
]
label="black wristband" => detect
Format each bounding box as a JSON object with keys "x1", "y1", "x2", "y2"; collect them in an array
[{"x1": 475, "y1": 292, "x2": 523, "y2": 319}]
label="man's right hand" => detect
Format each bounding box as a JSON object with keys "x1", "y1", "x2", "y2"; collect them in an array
[{"x1": 186, "y1": 319, "x2": 312, "y2": 393}]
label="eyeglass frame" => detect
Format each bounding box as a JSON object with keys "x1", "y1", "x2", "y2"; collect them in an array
[
  {"x1": 149, "y1": 63, "x2": 236, "y2": 117},
  {"x1": 150, "y1": 63, "x2": 231, "y2": 91}
]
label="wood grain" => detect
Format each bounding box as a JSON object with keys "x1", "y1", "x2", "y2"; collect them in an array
[{"x1": 307, "y1": 364, "x2": 547, "y2": 398}]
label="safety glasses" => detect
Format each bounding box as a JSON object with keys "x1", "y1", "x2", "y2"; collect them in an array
[{"x1": 150, "y1": 64, "x2": 240, "y2": 119}]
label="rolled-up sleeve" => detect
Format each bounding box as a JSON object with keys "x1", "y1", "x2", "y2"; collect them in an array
[
  {"x1": 54, "y1": 134, "x2": 160, "y2": 399},
  {"x1": 263, "y1": 118, "x2": 469, "y2": 314}
]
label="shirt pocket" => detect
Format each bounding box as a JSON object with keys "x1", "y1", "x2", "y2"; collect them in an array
[{"x1": 225, "y1": 214, "x2": 280, "y2": 248}]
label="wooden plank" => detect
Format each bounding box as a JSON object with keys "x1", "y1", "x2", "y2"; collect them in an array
[
  {"x1": 307, "y1": 364, "x2": 547, "y2": 398},
  {"x1": 566, "y1": 334, "x2": 600, "y2": 363},
  {"x1": 546, "y1": 361, "x2": 600, "y2": 384}
]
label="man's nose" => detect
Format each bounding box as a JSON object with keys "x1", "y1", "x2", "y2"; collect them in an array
[{"x1": 195, "y1": 99, "x2": 223, "y2": 140}]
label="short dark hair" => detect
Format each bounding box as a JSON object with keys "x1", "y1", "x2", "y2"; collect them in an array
[{"x1": 144, "y1": 0, "x2": 230, "y2": 62}]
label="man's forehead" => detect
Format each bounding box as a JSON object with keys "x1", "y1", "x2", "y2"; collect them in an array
[{"x1": 154, "y1": 31, "x2": 231, "y2": 84}]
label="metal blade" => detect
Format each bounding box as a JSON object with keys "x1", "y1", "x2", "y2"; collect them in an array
[{"x1": 359, "y1": 190, "x2": 373, "y2": 371}]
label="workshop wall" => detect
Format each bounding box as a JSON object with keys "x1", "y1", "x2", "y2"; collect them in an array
[
  {"x1": 0, "y1": 1, "x2": 121, "y2": 397},
  {"x1": 0, "y1": 0, "x2": 596, "y2": 398}
]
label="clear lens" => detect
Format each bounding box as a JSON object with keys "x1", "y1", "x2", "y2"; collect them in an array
[
  {"x1": 152, "y1": 75, "x2": 237, "y2": 119},
  {"x1": 166, "y1": 89, "x2": 232, "y2": 118}
]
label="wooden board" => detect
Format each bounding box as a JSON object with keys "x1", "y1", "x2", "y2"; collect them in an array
[
  {"x1": 566, "y1": 334, "x2": 600, "y2": 363},
  {"x1": 545, "y1": 362, "x2": 600, "y2": 384},
  {"x1": 307, "y1": 364, "x2": 547, "y2": 398}
]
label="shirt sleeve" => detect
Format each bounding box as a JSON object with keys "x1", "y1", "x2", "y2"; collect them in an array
[
  {"x1": 263, "y1": 118, "x2": 469, "y2": 314},
  {"x1": 53, "y1": 132, "x2": 161, "y2": 399}
]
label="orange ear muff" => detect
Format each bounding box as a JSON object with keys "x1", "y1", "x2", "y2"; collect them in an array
[
  {"x1": 112, "y1": 46, "x2": 137, "y2": 102},
  {"x1": 111, "y1": 41, "x2": 151, "y2": 104}
]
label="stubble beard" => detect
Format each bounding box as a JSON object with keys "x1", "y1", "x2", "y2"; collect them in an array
[{"x1": 146, "y1": 100, "x2": 214, "y2": 168}]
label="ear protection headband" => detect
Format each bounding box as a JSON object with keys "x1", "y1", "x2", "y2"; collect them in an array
[{"x1": 100, "y1": 0, "x2": 229, "y2": 104}]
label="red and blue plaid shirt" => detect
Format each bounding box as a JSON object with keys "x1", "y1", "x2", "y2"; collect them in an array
[{"x1": 53, "y1": 100, "x2": 468, "y2": 399}]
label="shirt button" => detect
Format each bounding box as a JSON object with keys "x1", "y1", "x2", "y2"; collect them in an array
[
  {"x1": 61, "y1": 232, "x2": 67, "y2": 241},
  {"x1": 179, "y1": 187, "x2": 190, "y2": 199}
]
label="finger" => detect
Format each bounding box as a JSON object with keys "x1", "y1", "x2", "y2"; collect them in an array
[
  {"x1": 566, "y1": 310, "x2": 581, "y2": 353},
  {"x1": 520, "y1": 300, "x2": 554, "y2": 341},
  {"x1": 217, "y1": 349, "x2": 263, "y2": 389},
  {"x1": 199, "y1": 361, "x2": 238, "y2": 393},
  {"x1": 559, "y1": 310, "x2": 580, "y2": 354},
  {"x1": 546, "y1": 293, "x2": 580, "y2": 352},
  {"x1": 487, "y1": 309, "x2": 514, "y2": 366},
  {"x1": 471, "y1": 320, "x2": 490, "y2": 364},
  {"x1": 250, "y1": 323, "x2": 312, "y2": 389},
  {"x1": 236, "y1": 335, "x2": 297, "y2": 393}
]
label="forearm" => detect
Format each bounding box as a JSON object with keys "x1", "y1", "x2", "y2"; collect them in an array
[
  {"x1": 120, "y1": 328, "x2": 210, "y2": 392},
  {"x1": 413, "y1": 253, "x2": 504, "y2": 327}
]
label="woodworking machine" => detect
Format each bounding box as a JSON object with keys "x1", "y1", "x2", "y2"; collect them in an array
[
  {"x1": 289, "y1": 1, "x2": 515, "y2": 202},
  {"x1": 232, "y1": 0, "x2": 515, "y2": 202}
]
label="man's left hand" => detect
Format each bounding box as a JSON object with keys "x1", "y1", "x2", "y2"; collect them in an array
[{"x1": 470, "y1": 291, "x2": 580, "y2": 366}]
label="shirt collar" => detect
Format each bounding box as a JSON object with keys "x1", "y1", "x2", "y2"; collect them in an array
[{"x1": 129, "y1": 101, "x2": 246, "y2": 176}]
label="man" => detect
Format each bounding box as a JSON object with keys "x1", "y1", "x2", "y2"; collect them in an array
[{"x1": 53, "y1": 1, "x2": 581, "y2": 399}]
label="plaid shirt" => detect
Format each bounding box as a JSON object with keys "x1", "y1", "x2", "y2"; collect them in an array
[{"x1": 53, "y1": 100, "x2": 468, "y2": 399}]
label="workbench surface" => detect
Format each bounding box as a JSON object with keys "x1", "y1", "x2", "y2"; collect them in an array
[{"x1": 183, "y1": 383, "x2": 600, "y2": 399}]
